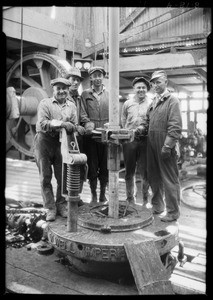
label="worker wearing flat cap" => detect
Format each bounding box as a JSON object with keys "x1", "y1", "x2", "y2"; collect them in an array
[
  {"x1": 80, "y1": 66, "x2": 109, "y2": 204},
  {"x1": 121, "y1": 77, "x2": 152, "y2": 205},
  {"x1": 65, "y1": 67, "x2": 85, "y2": 130},
  {"x1": 146, "y1": 70, "x2": 182, "y2": 222},
  {"x1": 65, "y1": 67, "x2": 87, "y2": 206},
  {"x1": 34, "y1": 77, "x2": 78, "y2": 221}
]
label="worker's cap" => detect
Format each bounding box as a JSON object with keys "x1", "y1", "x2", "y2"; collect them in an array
[
  {"x1": 88, "y1": 66, "x2": 106, "y2": 76},
  {"x1": 50, "y1": 77, "x2": 71, "y2": 86},
  {"x1": 150, "y1": 70, "x2": 167, "y2": 82},
  {"x1": 132, "y1": 77, "x2": 150, "y2": 90},
  {"x1": 65, "y1": 67, "x2": 83, "y2": 80}
]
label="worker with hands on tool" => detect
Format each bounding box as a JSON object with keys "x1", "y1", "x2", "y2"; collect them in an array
[
  {"x1": 65, "y1": 67, "x2": 87, "y2": 206},
  {"x1": 146, "y1": 70, "x2": 182, "y2": 222},
  {"x1": 33, "y1": 77, "x2": 78, "y2": 222},
  {"x1": 80, "y1": 66, "x2": 109, "y2": 204},
  {"x1": 121, "y1": 77, "x2": 151, "y2": 205}
]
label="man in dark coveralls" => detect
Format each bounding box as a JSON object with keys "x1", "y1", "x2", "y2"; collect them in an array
[
  {"x1": 34, "y1": 78, "x2": 78, "y2": 221},
  {"x1": 80, "y1": 66, "x2": 109, "y2": 204},
  {"x1": 146, "y1": 70, "x2": 182, "y2": 222}
]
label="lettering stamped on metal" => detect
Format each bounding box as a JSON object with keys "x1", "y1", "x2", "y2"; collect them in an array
[{"x1": 47, "y1": 230, "x2": 127, "y2": 262}]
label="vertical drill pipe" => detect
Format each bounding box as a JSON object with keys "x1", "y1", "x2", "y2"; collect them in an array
[
  {"x1": 108, "y1": 7, "x2": 120, "y2": 218},
  {"x1": 67, "y1": 200, "x2": 78, "y2": 232}
]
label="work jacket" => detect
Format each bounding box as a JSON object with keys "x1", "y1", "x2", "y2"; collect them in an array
[
  {"x1": 146, "y1": 90, "x2": 182, "y2": 148},
  {"x1": 67, "y1": 91, "x2": 83, "y2": 124},
  {"x1": 80, "y1": 86, "x2": 109, "y2": 129}
]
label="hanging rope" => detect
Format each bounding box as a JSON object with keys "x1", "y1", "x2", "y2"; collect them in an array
[
  {"x1": 20, "y1": 7, "x2": 23, "y2": 100},
  {"x1": 72, "y1": 7, "x2": 75, "y2": 67},
  {"x1": 103, "y1": 7, "x2": 108, "y2": 74}
]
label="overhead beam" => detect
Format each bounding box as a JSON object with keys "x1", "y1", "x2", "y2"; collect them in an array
[
  {"x1": 180, "y1": 83, "x2": 203, "y2": 86},
  {"x1": 120, "y1": 7, "x2": 197, "y2": 43},
  {"x1": 120, "y1": 33, "x2": 208, "y2": 50},
  {"x1": 82, "y1": 7, "x2": 197, "y2": 58},
  {"x1": 194, "y1": 68, "x2": 207, "y2": 83},
  {"x1": 167, "y1": 74, "x2": 198, "y2": 78},
  {"x1": 119, "y1": 52, "x2": 205, "y2": 73},
  {"x1": 120, "y1": 76, "x2": 133, "y2": 88},
  {"x1": 168, "y1": 79, "x2": 193, "y2": 94},
  {"x1": 96, "y1": 51, "x2": 206, "y2": 74},
  {"x1": 120, "y1": 8, "x2": 146, "y2": 33}
]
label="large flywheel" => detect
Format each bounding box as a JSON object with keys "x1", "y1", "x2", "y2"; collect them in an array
[{"x1": 6, "y1": 52, "x2": 72, "y2": 157}]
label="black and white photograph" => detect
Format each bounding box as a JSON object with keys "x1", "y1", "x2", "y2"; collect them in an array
[{"x1": 4, "y1": 5, "x2": 209, "y2": 295}]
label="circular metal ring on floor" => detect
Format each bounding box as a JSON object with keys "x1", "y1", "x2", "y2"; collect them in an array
[
  {"x1": 37, "y1": 244, "x2": 54, "y2": 255},
  {"x1": 77, "y1": 202, "x2": 153, "y2": 232},
  {"x1": 181, "y1": 181, "x2": 206, "y2": 210}
]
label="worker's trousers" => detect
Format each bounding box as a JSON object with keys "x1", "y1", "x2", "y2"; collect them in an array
[
  {"x1": 83, "y1": 135, "x2": 108, "y2": 184},
  {"x1": 122, "y1": 138, "x2": 148, "y2": 202},
  {"x1": 33, "y1": 132, "x2": 66, "y2": 210},
  {"x1": 147, "y1": 132, "x2": 180, "y2": 217}
]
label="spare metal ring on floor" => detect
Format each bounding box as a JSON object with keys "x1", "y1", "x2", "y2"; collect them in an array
[
  {"x1": 181, "y1": 181, "x2": 206, "y2": 210},
  {"x1": 37, "y1": 244, "x2": 54, "y2": 255}
]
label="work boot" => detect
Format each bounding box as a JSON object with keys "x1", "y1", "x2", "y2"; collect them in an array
[
  {"x1": 46, "y1": 207, "x2": 56, "y2": 222},
  {"x1": 89, "y1": 178, "x2": 98, "y2": 204},
  {"x1": 99, "y1": 181, "x2": 108, "y2": 203},
  {"x1": 56, "y1": 203, "x2": 67, "y2": 218},
  {"x1": 160, "y1": 213, "x2": 179, "y2": 222},
  {"x1": 126, "y1": 178, "x2": 135, "y2": 204}
]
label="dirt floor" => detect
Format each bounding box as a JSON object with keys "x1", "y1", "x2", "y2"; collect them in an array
[{"x1": 5, "y1": 150, "x2": 207, "y2": 295}]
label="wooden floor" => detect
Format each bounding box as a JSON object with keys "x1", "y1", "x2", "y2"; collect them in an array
[
  {"x1": 5, "y1": 157, "x2": 127, "y2": 205},
  {"x1": 5, "y1": 155, "x2": 207, "y2": 294}
]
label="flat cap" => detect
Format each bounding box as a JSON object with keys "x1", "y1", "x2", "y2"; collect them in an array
[
  {"x1": 65, "y1": 67, "x2": 83, "y2": 80},
  {"x1": 88, "y1": 66, "x2": 106, "y2": 76},
  {"x1": 132, "y1": 77, "x2": 150, "y2": 90},
  {"x1": 150, "y1": 70, "x2": 167, "y2": 82},
  {"x1": 50, "y1": 77, "x2": 71, "y2": 86}
]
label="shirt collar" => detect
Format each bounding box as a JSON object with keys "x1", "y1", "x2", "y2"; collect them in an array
[
  {"x1": 91, "y1": 84, "x2": 105, "y2": 95},
  {"x1": 69, "y1": 90, "x2": 79, "y2": 97},
  {"x1": 52, "y1": 97, "x2": 69, "y2": 106},
  {"x1": 156, "y1": 89, "x2": 169, "y2": 101},
  {"x1": 134, "y1": 94, "x2": 148, "y2": 103}
]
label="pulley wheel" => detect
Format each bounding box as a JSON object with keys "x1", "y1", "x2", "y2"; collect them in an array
[{"x1": 6, "y1": 52, "x2": 73, "y2": 157}]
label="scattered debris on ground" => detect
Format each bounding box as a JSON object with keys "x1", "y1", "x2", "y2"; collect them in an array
[{"x1": 6, "y1": 203, "x2": 49, "y2": 251}]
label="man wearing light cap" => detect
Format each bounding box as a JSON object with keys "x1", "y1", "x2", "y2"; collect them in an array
[
  {"x1": 80, "y1": 66, "x2": 109, "y2": 204},
  {"x1": 121, "y1": 77, "x2": 151, "y2": 205},
  {"x1": 146, "y1": 70, "x2": 182, "y2": 222},
  {"x1": 34, "y1": 77, "x2": 78, "y2": 221}
]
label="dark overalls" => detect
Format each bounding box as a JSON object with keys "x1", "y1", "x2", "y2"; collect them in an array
[
  {"x1": 146, "y1": 91, "x2": 182, "y2": 217},
  {"x1": 81, "y1": 87, "x2": 109, "y2": 184}
]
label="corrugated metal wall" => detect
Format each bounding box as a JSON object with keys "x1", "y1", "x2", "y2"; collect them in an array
[{"x1": 121, "y1": 7, "x2": 209, "y2": 46}]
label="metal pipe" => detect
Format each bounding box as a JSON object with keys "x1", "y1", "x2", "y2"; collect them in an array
[
  {"x1": 108, "y1": 7, "x2": 120, "y2": 218},
  {"x1": 108, "y1": 7, "x2": 120, "y2": 130}
]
